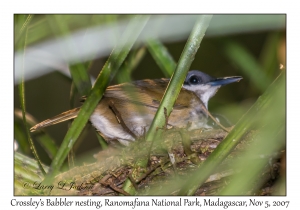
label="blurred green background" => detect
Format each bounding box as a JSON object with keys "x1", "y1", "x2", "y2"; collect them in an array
[{"x1": 14, "y1": 14, "x2": 286, "y2": 167}]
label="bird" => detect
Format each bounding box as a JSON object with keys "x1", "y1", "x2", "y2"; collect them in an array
[{"x1": 30, "y1": 70, "x2": 242, "y2": 146}]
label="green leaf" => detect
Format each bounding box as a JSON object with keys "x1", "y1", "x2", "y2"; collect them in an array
[
  {"x1": 14, "y1": 109, "x2": 58, "y2": 159},
  {"x1": 223, "y1": 41, "x2": 271, "y2": 92},
  {"x1": 18, "y1": 27, "x2": 46, "y2": 175},
  {"x1": 147, "y1": 39, "x2": 176, "y2": 77}
]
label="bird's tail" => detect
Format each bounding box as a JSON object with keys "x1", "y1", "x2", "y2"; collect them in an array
[{"x1": 30, "y1": 107, "x2": 80, "y2": 132}]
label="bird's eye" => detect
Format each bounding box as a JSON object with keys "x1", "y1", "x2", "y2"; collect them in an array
[{"x1": 189, "y1": 75, "x2": 200, "y2": 84}]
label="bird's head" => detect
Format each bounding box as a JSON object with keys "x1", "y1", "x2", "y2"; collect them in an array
[{"x1": 183, "y1": 70, "x2": 242, "y2": 108}]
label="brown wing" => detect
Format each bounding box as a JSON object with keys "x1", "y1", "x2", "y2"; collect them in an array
[
  {"x1": 102, "y1": 79, "x2": 197, "y2": 133},
  {"x1": 105, "y1": 78, "x2": 193, "y2": 110}
]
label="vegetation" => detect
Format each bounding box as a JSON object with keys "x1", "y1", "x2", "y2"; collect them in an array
[{"x1": 14, "y1": 14, "x2": 286, "y2": 196}]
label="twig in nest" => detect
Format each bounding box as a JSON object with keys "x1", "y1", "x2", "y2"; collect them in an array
[
  {"x1": 192, "y1": 92, "x2": 230, "y2": 132},
  {"x1": 108, "y1": 183, "x2": 131, "y2": 196},
  {"x1": 100, "y1": 174, "x2": 130, "y2": 196},
  {"x1": 108, "y1": 100, "x2": 137, "y2": 139},
  {"x1": 136, "y1": 162, "x2": 163, "y2": 184},
  {"x1": 100, "y1": 174, "x2": 111, "y2": 183}
]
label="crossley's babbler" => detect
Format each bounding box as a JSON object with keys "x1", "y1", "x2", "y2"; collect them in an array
[{"x1": 31, "y1": 70, "x2": 242, "y2": 146}]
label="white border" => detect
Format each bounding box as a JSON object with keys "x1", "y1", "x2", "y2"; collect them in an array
[{"x1": 3, "y1": 0, "x2": 298, "y2": 209}]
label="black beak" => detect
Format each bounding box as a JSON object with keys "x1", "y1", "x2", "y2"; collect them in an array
[{"x1": 207, "y1": 76, "x2": 243, "y2": 86}]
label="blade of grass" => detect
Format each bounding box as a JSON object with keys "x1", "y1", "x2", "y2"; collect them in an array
[
  {"x1": 14, "y1": 14, "x2": 33, "y2": 49},
  {"x1": 14, "y1": 121, "x2": 30, "y2": 154},
  {"x1": 116, "y1": 46, "x2": 146, "y2": 83},
  {"x1": 147, "y1": 39, "x2": 176, "y2": 77},
  {"x1": 35, "y1": 135, "x2": 58, "y2": 160},
  {"x1": 96, "y1": 133, "x2": 108, "y2": 150},
  {"x1": 15, "y1": 152, "x2": 49, "y2": 182},
  {"x1": 44, "y1": 15, "x2": 150, "y2": 182},
  {"x1": 51, "y1": 15, "x2": 106, "y2": 150},
  {"x1": 14, "y1": 152, "x2": 49, "y2": 195},
  {"x1": 146, "y1": 15, "x2": 213, "y2": 143},
  {"x1": 224, "y1": 41, "x2": 271, "y2": 92},
  {"x1": 219, "y1": 73, "x2": 285, "y2": 195},
  {"x1": 50, "y1": 14, "x2": 92, "y2": 96},
  {"x1": 220, "y1": 127, "x2": 285, "y2": 195},
  {"x1": 69, "y1": 82, "x2": 77, "y2": 108},
  {"x1": 96, "y1": 48, "x2": 146, "y2": 150},
  {"x1": 122, "y1": 15, "x2": 213, "y2": 195},
  {"x1": 69, "y1": 63, "x2": 92, "y2": 96},
  {"x1": 51, "y1": 15, "x2": 94, "y2": 164},
  {"x1": 18, "y1": 27, "x2": 46, "y2": 175},
  {"x1": 97, "y1": 32, "x2": 146, "y2": 150}
]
